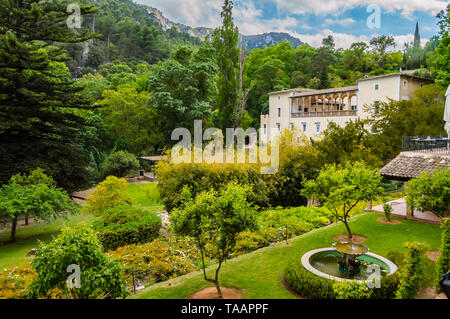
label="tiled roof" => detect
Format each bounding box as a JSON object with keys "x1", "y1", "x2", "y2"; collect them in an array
[
  {"x1": 380, "y1": 151, "x2": 450, "y2": 180},
  {"x1": 357, "y1": 72, "x2": 434, "y2": 83}
]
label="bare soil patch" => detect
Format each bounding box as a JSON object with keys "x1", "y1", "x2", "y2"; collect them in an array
[
  {"x1": 416, "y1": 286, "x2": 448, "y2": 299},
  {"x1": 190, "y1": 287, "x2": 243, "y2": 299},
  {"x1": 160, "y1": 281, "x2": 180, "y2": 288},
  {"x1": 332, "y1": 234, "x2": 367, "y2": 243},
  {"x1": 426, "y1": 251, "x2": 441, "y2": 262},
  {"x1": 377, "y1": 217, "x2": 401, "y2": 225}
]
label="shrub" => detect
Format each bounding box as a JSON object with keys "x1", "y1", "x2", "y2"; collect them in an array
[
  {"x1": 83, "y1": 176, "x2": 133, "y2": 216},
  {"x1": 28, "y1": 225, "x2": 127, "y2": 299},
  {"x1": 285, "y1": 259, "x2": 336, "y2": 299},
  {"x1": 0, "y1": 263, "x2": 36, "y2": 299},
  {"x1": 108, "y1": 237, "x2": 200, "y2": 290},
  {"x1": 407, "y1": 169, "x2": 450, "y2": 218},
  {"x1": 436, "y1": 218, "x2": 450, "y2": 291},
  {"x1": 333, "y1": 281, "x2": 371, "y2": 299},
  {"x1": 101, "y1": 150, "x2": 139, "y2": 178},
  {"x1": 395, "y1": 241, "x2": 430, "y2": 299},
  {"x1": 93, "y1": 205, "x2": 161, "y2": 251},
  {"x1": 370, "y1": 272, "x2": 401, "y2": 299},
  {"x1": 383, "y1": 203, "x2": 393, "y2": 221}
]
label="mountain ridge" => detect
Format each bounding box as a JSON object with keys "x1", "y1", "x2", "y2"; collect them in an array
[{"x1": 145, "y1": 6, "x2": 305, "y2": 50}]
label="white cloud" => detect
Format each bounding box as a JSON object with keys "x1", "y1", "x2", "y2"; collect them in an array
[
  {"x1": 270, "y1": 0, "x2": 448, "y2": 18},
  {"x1": 323, "y1": 18, "x2": 356, "y2": 26}
]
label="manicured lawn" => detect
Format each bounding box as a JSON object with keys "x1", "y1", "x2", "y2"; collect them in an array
[
  {"x1": 0, "y1": 182, "x2": 164, "y2": 268},
  {"x1": 0, "y1": 213, "x2": 96, "y2": 268},
  {"x1": 128, "y1": 183, "x2": 162, "y2": 207},
  {"x1": 132, "y1": 213, "x2": 442, "y2": 299}
]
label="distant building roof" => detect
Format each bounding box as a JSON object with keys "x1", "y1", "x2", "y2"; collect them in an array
[
  {"x1": 357, "y1": 72, "x2": 434, "y2": 83},
  {"x1": 290, "y1": 85, "x2": 358, "y2": 98},
  {"x1": 380, "y1": 151, "x2": 450, "y2": 181},
  {"x1": 268, "y1": 88, "x2": 318, "y2": 96}
]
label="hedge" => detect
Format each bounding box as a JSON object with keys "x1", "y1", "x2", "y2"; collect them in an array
[
  {"x1": 93, "y1": 205, "x2": 161, "y2": 251},
  {"x1": 285, "y1": 256, "x2": 401, "y2": 299}
]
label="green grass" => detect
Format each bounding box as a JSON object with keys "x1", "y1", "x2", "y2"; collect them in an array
[
  {"x1": 128, "y1": 183, "x2": 162, "y2": 207},
  {"x1": 0, "y1": 213, "x2": 96, "y2": 268},
  {"x1": 131, "y1": 213, "x2": 442, "y2": 299},
  {"x1": 0, "y1": 183, "x2": 164, "y2": 269}
]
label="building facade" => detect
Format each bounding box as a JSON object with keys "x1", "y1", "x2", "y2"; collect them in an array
[{"x1": 260, "y1": 73, "x2": 433, "y2": 142}]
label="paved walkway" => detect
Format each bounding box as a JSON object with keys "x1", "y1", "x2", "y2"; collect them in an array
[{"x1": 370, "y1": 198, "x2": 442, "y2": 225}]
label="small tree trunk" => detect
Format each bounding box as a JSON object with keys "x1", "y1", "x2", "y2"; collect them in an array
[
  {"x1": 344, "y1": 221, "x2": 353, "y2": 241},
  {"x1": 10, "y1": 217, "x2": 17, "y2": 242},
  {"x1": 25, "y1": 215, "x2": 29, "y2": 225},
  {"x1": 214, "y1": 260, "x2": 223, "y2": 298}
]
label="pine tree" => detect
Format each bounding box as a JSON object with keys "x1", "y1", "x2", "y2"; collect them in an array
[{"x1": 0, "y1": 0, "x2": 99, "y2": 191}]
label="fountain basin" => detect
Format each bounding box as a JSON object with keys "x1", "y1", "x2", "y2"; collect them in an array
[{"x1": 301, "y1": 248, "x2": 398, "y2": 283}]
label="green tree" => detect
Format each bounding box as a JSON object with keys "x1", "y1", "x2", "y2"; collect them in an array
[
  {"x1": 435, "y1": 4, "x2": 450, "y2": 88},
  {"x1": 0, "y1": 170, "x2": 79, "y2": 242},
  {"x1": 170, "y1": 183, "x2": 257, "y2": 298},
  {"x1": 369, "y1": 35, "x2": 396, "y2": 70},
  {"x1": 0, "y1": 0, "x2": 100, "y2": 191},
  {"x1": 302, "y1": 162, "x2": 383, "y2": 239},
  {"x1": 312, "y1": 120, "x2": 383, "y2": 167},
  {"x1": 83, "y1": 176, "x2": 133, "y2": 216},
  {"x1": 98, "y1": 87, "x2": 161, "y2": 153},
  {"x1": 370, "y1": 84, "x2": 446, "y2": 163},
  {"x1": 406, "y1": 169, "x2": 450, "y2": 219},
  {"x1": 213, "y1": 0, "x2": 246, "y2": 130},
  {"x1": 101, "y1": 150, "x2": 140, "y2": 178},
  {"x1": 147, "y1": 44, "x2": 217, "y2": 146},
  {"x1": 28, "y1": 225, "x2": 127, "y2": 299}
]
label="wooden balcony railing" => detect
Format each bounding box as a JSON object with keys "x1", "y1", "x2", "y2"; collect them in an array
[{"x1": 291, "y1": 110, "x2": 357, "y2": 118}]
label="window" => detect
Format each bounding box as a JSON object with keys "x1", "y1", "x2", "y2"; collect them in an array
[
  {"x1": 351, "y1": 105, "x2": 357, "y2": 111},
  {"x1": 315, "y1": 123, "x2": 321, "y2": 133},
  {"x1": 276, "y1": 123, "x2": 281, "y2": 132},
  {"x1": 375, "y1": 83, "x2": 379, "y2": 90},
  {"x1": 277, "y1": 108, "x2": 281, "y2": 117},
  {"x1": 403, "y1": 80, "x2": 408, "y2": 89},
  {"x1": 289, "y1": 123, "x2": 294, "y2": 131},
  {"x1": 263, "y1": 124, "x2": 267, "y2": 135},
  {"x1": 302, "y1": 123, "x2": 307, "y2": 132},
  {"x1": 278, "y1": 95, "x2": 281, "y2": 100}
]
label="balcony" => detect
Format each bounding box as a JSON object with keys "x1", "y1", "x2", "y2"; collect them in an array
[{"x1": 291, "y1": 110, "x2": 357, "y2": 118}]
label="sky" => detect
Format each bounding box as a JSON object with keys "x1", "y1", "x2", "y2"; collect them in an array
[{"x1": 135, "y1": 0, "x2": 449, "y2": 49}]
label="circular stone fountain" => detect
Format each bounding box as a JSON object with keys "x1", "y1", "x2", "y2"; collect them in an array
[{"x1": 301, "y1": 242, "x2": 398, "y2": 283}]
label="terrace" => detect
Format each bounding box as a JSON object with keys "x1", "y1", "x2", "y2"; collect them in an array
[{"x1": 290, "y1": 85, "x2": 359, "y2": 118}]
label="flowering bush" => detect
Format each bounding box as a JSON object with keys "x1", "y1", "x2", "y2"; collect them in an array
[{"x1": 107, "y1": 237, "x2": 201, "y2": 290}]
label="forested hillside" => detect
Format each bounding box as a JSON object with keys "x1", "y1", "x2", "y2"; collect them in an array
[{"x1": 1, "y1": 0, "x2": 449, "y2": 193}]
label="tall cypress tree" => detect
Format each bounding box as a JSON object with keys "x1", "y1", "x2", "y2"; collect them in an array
[
  {"x1": 0, "y1": 0, "x2": 99, "y2": 191},
  {"x1": 212, "y1": 0, "x2": 240, "y2": 131}
]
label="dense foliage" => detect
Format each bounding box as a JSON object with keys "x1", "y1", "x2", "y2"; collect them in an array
[
  {"x1": 100, "y1": 150, "x2": 140, "y2": 179},
  {"x1": 436, "y1": 218, "x2": 450, "y2": 291},
  {"x1": 28, "y1": 225, "x2": 127, "y2": 299},
  {"x1": 302, "y1": 162, "x2": 383, "y2": 239},
  {"x1": 406, "y1": 169, "x2": 450, "y2": 218},
  {"x1": 83, "y1": 176, "x2": 133, "y2": 216},
  {"x1": 0, "y1": 169, "x2": 79, "y2": 241},
  {"x1": 93, "y1": 204, "x2": 161, "y2": 251},
  {"x1": 395, "y1": 242, "x2": 430, "y2": 299}
]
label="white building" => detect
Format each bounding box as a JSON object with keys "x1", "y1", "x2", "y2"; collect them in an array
[{"x1": 260, "y1": 73, "x2": 433, "y2": 142}]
